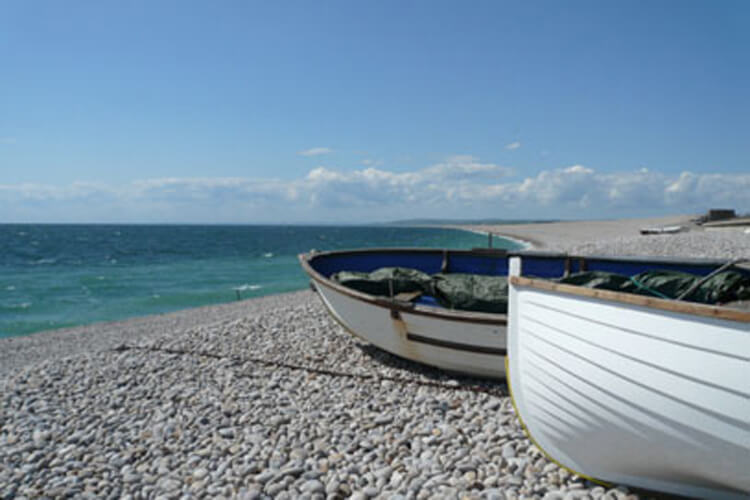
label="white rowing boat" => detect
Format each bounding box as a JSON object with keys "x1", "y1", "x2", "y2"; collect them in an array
[
  {"x1": 300, "y1": 248, "x2": 512, "y2": 378},
  {"x1": 639, "y1": 225, "x2": 684, "y2": 235},
  {"x1": 507, "y1": 256, "x2": 750, "y2": 499}
]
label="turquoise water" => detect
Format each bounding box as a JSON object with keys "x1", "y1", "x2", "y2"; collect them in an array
[{"x1": 0, "y1": 225, "x2": 521, "y2": 337}]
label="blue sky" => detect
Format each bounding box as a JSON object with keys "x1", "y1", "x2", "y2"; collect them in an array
[{"x1": 1, "y1": 0, "x2": 748, "y2": 223}]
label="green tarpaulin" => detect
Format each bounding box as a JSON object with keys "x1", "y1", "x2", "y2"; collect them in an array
[
  {"x1": 332, "y1": 267, "x2": 509, "y2": 313},
  {"x1": 557, "y1": 269, "x2": 750, "y2": 304},
  {"x1": 331, "y1": 266, "x2": 750, "y2": 314},
  {"x1": 331, "y1": 267, "x2": 432, "y2": 297},
  {"x1": 432, "y1": 273, "x2": 509, "y2": 314}
]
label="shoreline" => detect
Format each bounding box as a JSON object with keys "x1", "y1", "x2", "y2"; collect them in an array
[
  {"x1": 447, "y1": 226, "x2": 534, "y2": 250},
  {"x1": 463, "y1": 214, "x2": 697, "y2": 251}
]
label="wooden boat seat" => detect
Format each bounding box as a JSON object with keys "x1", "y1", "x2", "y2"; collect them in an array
[{"x1": 393, "y1": 291, "x2": 423, "y2": 302}]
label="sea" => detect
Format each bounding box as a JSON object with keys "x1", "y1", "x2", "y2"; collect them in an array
[{"x1": 0, "y1": 224, "x2": 521, "y2": 338}]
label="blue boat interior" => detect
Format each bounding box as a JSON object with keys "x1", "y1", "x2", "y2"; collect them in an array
[
  {"x1": 310, "y1": 250, "x2": 730, "y2": 279},
  {"x1": 308, "y1": 250, "x2": 746, "y2": 309}
]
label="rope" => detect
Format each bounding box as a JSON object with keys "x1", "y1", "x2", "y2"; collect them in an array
[
  {"x1": 626, "y1": 258, "x2": 750, "y2": 302},
  {"x1": 110, "y1": 344, "x2": 508, "y2": 398},
  {"x1": 627, "y1": 277, "x2": 671, "y2": 300}
]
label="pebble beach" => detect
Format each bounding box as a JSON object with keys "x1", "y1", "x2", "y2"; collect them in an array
[{"x1": 2, "y1": 216, "x2": 748, "y2": 500}]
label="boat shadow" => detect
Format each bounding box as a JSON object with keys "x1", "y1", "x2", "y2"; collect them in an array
[{"x1": 354, "y1": 342, "x2": 509, "y2": 396}]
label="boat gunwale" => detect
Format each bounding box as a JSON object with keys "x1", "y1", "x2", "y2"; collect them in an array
[
  {"x1": 510, "y1": 275, "x2": 750, "y2": 323},
  {"x1": 298, "y1": 248, "x2": 509, "y2": 325}
]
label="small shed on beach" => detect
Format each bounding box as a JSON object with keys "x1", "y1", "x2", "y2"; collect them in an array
[{"x1": 707, "y1": 209, "x2": 736, "y2": 222}]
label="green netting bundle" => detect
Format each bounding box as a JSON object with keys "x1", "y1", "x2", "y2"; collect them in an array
[
  {"x1": 681, "y1": 270, "x2": 750, "y2": 304},
  {"x1": 331, "y1": 267, "x2": 509, "y2": 313},
  {"x1": 625, "y1": 270, "x2": 697, "y2": 299},
  {"x1": 331, "y1": 265, "x2": 750, "y2": 314},
  {"x1": 558, "y1": 269, "x2": 750, "y2": 304},
  {"x1": 556, "y1": 271, "x2": 633, "y2": 292},
  {"x1": 331, "y1": 267, "x2": 432, "y2": 296},
  {"x1": 432, "y1": 273, "x2": 509, "y2": 314}
]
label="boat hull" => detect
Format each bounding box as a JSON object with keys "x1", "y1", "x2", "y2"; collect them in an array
[
  {"x1": 508, "y1": 273, "x2": 750, "y2": 499},
  {"x1": 313, "y1": 277, "x2": 507, "y2": 378}
]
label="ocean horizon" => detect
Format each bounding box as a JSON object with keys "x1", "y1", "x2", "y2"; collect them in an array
[{"x1": 0, "y1": 224, "x2": 522, "y2": 338}]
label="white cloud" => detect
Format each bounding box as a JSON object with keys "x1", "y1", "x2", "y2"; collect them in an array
[
  {"x1": 360, "y1": 158, "x2": 383, "y2": 167},
  {"x1": 422, "y1": 155, "x2": 514, "y2": 180},
  {"x1": 505, "y1": 141, "x2": 521, "y2": 150},
  {"x1": 302, "y1": 156, "x2": 513, "y2": 208},
  {"x1": 517, "y1": 164, "x2": 597, "y2": 206},
  {"x1": 563, "y1": 165, "x2": 593, "y2": 174},
  {"x1": 297, "y1": 147, "x2": 333, "y2": 157},
  {"x1": 511, "y1": 166, "x2": 750, "y2": 214},
  {"x1": 1, "y1": 158, "x2": 748, "y2": 222}
]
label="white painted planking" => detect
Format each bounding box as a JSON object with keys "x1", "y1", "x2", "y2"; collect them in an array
[
  {"x1": 508, "y1": 276, "x2": 750, "y2": 500},
  {"x1": 313, "y1": 279, "x2": 507, "y2": 379}
]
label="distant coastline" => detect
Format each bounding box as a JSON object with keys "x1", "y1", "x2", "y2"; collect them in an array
[
  {"x1": 383, "y1": 218, "x2": 558, "y2": 227},
  {"x1": 447, "y1": 226, "x2": 534, "y2": 250}
]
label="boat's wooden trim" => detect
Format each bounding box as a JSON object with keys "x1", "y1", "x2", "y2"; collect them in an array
[
  {"x1": 406, "y1": 332, "x2": 506, "y2": 356},
  {"x1": 510, "y1": 276, "x2": 750, "y2": 323},
  {"x1": 299, "y1": 252, "x2": 508, "y2": 326}
]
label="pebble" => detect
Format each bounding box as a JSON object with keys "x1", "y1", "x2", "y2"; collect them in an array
[
  {"x1": 217, "y1": 427, "x2": 235, "y2": 439},
  {"x1": 325, "y1": 478, "x2": 340, "y2": 494},
  {"x1": 502, "y1": 443, "x2": 517, "y2": 459},
  {"x1": 301, "y1": 479, "x2": 324, "y2": 493},
  {"x1": 567, "y1": 228, "x2": 750, "y2": 261},
  {"x1": 363, "y1": 485, "x2": 380, "y2": 497},
  {"x1": 192, "y1": 468, "x2": 209, "y2": 480},
  {"x1": 254, "y1": 470, "x2": 274, "y2": 484},
  {"x1": 264, "y1": 481, "x2": 286, "y2": 496}
]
